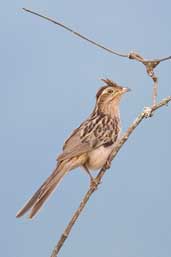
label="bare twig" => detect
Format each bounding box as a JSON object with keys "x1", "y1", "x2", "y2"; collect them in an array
[
  {"x1": 22, "y1": 8, "x2": 171, "y2": 63},
  {"x1": 22, "y1": 8, "x2": 128, "y2": 58},
  {"x1": 50, "y1": 96, "x2": 171, "y2": 257},
  {"x1": 22, "y1": 8, "x2": 170, "y2": 105}
]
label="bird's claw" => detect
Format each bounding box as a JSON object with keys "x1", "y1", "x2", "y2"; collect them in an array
[
  {"x1": 90, "y1": 177, "x2": 99, "y2": 189},
  {"x1": 104, "y1": 159, "x2": 111, "y2": 169}
]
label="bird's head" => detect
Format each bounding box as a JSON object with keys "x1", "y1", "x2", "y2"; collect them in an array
[{"x1": 95, "y1": 79, "x2": 130, "y2": 116}]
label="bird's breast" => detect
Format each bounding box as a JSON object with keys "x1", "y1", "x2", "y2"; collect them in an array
[{"x1": 86, "y1": 145, "x2": 114, "y2": 171}]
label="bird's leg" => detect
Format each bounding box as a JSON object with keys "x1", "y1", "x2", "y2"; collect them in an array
[{"x1": 83, "y1": 165, "x2": 99, "y2": 189}]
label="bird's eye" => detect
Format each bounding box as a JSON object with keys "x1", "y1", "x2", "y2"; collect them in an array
[{"x1": 107, "y1": 88, "x2": 114, "y2": 94}]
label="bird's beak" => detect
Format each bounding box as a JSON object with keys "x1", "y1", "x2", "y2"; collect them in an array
[{"x1": 122, "y1": 87, "x2": 131, "y2": 93}]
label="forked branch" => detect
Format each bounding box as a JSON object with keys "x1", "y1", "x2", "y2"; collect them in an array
[
  {"x1": 22, "y1": 8, "x2": 170, "y2": 105},
  {"x1": 22, "y1": 8, "x2": 171, "y2": 63},
  {"x1": 50, "y1": 96, "x2": 171, "y2": 257}
]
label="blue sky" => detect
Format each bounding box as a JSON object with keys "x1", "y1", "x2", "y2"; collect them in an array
[{"x1": 1, "y1": 1, "x2": 171, "y2": 257}]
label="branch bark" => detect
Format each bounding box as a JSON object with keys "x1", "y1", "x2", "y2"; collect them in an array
[{"x1": 50, "y1": 96, "x2": 171, "y2": 257}]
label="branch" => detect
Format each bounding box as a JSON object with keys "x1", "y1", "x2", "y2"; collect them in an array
[
  {"x1": 22, "y1": 8, "x2": 170, "y2": 105},
  {"x1": 22, "y1": 8, "x2": 128, "y2": 58},
  {"x1": 50, "y1": 96, "x2": 171, "y2": 257},
  {"x1": 22, "y1": 8, "x2": 171, "y2": 63}
]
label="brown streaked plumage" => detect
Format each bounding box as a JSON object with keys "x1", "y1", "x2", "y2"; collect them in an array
[{"x1": 16, "y1": 78, "x2": 130, "y2": 219}]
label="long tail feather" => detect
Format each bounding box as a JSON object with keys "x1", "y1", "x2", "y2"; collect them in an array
[
  {"x1": 16, "y1": 162, "x2": 68, "y2": 219},
  {"x1": 29, "y1": 182, "x2": 59, "y2": 219}
]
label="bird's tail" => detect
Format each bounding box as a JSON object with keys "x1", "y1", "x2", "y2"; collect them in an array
[{"x1": 16, "y1": 159, "x2": 75, "y2": 219}]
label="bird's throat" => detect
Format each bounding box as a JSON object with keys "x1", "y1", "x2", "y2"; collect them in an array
[{"x1": 98, "y1": 99, "x2": 121, "y2": 119}]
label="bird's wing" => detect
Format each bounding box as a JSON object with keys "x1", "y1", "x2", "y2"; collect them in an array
[
  {"x1": 57, "y1": 114, "x2": 119, "y2": 162},
  {"x1": 57, "y1": 121, "x2": 92, "y2": 162},
  {"x1": 62, "y1": 123, "x2": 84, "y2": 151}
]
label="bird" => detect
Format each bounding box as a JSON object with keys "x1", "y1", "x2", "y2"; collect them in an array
[{"x1": 16, "y1": 78, "x2": 130, "y2": 219}]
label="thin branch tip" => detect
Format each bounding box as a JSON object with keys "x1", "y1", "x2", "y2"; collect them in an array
[{"x1": 23, "y1": 8, "x2": 28, "y2": 12}]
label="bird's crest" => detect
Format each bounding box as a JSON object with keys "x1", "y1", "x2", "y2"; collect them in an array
[{"x1": 96, "y1": 78, "x2": 121, "y2": 99}]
